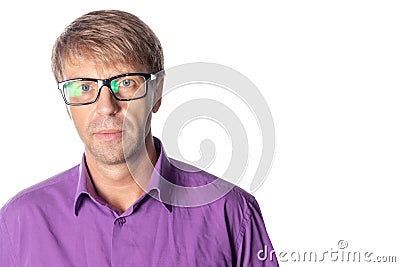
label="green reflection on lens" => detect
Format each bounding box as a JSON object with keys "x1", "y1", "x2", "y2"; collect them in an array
[
  {"x1": 111, "y1": 80, "x2": 119, "y2": 94},
  {"x1": 65, "y1": 82, "x2": 82, "y2": 97}
]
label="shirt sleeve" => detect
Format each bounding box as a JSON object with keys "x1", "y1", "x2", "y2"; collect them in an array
[
  {"x1": 0, "y1": 212, "x2": 17, "y2": 266},
  {"x1": 234, "y1": 196, "x2": 279, "y2": 267}
]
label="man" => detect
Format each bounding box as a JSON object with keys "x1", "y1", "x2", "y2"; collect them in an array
[{"x1": 0, "y1": 10, "x2": 278, "y2": 266}]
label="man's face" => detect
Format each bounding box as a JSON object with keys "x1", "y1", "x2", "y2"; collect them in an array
[{"x1": 62, "y1": 59, "x2": 162, "y2": 165}]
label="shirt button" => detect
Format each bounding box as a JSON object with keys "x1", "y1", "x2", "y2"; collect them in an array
[{"x1": 117, "y1": 217, "x2": 126, "y2": 226}]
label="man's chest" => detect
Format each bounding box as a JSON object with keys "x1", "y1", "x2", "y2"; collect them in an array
[{"x1": 16, "y1": 205, "x2": 234, "y2": 266}]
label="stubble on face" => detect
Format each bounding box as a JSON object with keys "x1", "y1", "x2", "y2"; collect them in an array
[
  {"x1": 83, "y1": 101, "x2": 151, "y2": 166},
  {"x1": 85, "y1": 115, "x2": 125, "y2": 165}
]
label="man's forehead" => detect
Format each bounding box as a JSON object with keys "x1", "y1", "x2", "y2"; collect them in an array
[{"x1": 62, "y1": 57, "x2": 146, "y2": 80}]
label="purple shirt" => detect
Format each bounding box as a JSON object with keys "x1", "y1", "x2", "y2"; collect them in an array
[{"x1": 0, "y1": 137, "x2": 278, "y2": 266}]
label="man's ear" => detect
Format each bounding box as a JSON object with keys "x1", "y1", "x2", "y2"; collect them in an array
[
  {"x1": 152, "y1": 76, "x2": 164, "y2": 113},
  {"x1": 152, "y1": 97, "x2": 162, "y2": 113}
]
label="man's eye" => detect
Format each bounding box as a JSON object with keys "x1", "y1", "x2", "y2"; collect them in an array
[
  {"x1": 81, "y1": 84, "x2": 91, "y2": 91},
  {"x1": 120, "y1": 79, "x2": 132, "y2": 87}
]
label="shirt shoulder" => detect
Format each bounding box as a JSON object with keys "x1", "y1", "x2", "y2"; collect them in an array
[
  {"x1": 167, "y1": 155, "x2": 260, "y2": 229},
  {"x1": 0, "y1": 164, "x2": 79, "y2": 218}
]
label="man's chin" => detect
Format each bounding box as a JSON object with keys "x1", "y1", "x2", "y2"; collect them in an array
[
  {"x1": 85, "y1": 135, "x2": 143, "y2": 165},
  {"x1": 86, "y1": 143, "x2": 126, "y2": 165},
  {"x1": 93, "y1": 152, "x2": 127, "y2": 165}
]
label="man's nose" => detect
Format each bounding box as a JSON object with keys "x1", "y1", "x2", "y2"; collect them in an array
[{"x1": 95, "y1": 86, "x2": 120, "y2": 115}]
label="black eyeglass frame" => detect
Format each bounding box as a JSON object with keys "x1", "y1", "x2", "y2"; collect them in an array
[{"x1": 57, "y1": 73, "x2": 156, "y2": 106}]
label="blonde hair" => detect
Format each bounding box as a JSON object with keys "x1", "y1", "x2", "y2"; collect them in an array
[{"x1": 51, "y1": 10, "x2": 164, "y2": 81}]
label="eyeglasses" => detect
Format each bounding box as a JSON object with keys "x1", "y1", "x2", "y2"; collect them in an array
[{"x1": 58, "y1": 73, "x2": 156, "y2": 106}]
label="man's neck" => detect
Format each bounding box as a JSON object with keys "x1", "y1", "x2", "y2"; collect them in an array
[{"x1": 85, "y1": 133, "x2": 159, "y2": 214}]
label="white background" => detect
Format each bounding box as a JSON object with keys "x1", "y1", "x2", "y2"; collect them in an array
[{"x1": 0, "y1": 1, "x2": 399, "y2": 266}]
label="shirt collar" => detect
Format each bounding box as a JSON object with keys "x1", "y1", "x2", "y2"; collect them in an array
[{"x1": 74, "y1": 136, "x2": 173, "y2": 216}]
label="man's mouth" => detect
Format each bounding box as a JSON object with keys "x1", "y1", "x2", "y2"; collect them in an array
[{"x1": 93, "y1": 129, "x2": 123, "y2": 141}]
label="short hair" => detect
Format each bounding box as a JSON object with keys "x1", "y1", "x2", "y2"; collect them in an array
[{"x1": 51, "y1": 10, "x2": 164, "y2": 81}]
